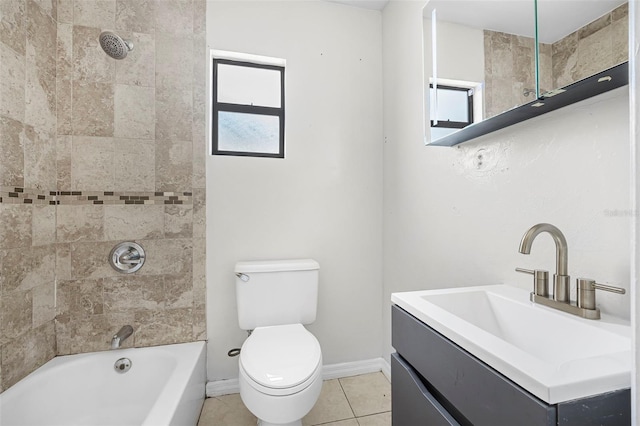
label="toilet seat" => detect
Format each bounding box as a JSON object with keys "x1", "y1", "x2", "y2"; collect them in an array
[{"x1": 239, "y1": 324, "x2": 322, "y2": 396}]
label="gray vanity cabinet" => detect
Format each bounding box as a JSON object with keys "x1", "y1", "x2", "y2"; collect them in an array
[{"x1": 391, "y1": 305, "x2": 630, "y2": 426}]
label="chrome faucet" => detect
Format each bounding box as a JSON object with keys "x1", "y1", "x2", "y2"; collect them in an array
[
  {"x1": 516, "y1": 223, "x2": 625, "y2": 320},
  {"x1": 518, "y1": 223, "x2": 570, "y2": 302},
  {"x1": 111, "y1": 325, "x2": 134, "y2": 349}
]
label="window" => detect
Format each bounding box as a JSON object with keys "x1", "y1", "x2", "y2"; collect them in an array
[
  {"x1": 212, "y1": 52, "x2": 285, "y2": 158},
  {"x1": 430, "y1": 84, "x2": 474, "y2": 140}
]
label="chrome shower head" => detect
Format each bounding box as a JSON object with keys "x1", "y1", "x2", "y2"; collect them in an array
[{"x1": 99, "y1": 31, "x2": 133, "y2": 60}]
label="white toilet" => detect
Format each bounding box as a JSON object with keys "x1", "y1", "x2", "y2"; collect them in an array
[{"x1": 235, "y1": 259, "x2": 323, "y2": 426}]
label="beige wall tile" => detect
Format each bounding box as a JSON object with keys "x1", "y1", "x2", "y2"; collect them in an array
[
  {"x1": 576, "y1": 26, "x2": 613, "y2": 81},
  {"x1": 103, "y1": 275, "x2": 165, "y2": 312},
  {"x1": 155, "y1": 33, "x2": 193, "y2": 90},
  {"x1": 71, "y1": 82, "x2": 115, "y2": 137},
  {"x1": 137, "y1": 238, "x2": 192, "y2": 276},
  {"x1": 56, "y1": 77, "x2": 73, "y2": 135},
  {"x1": 0, "y1": 115, "x2": 25, "y2": 187},
  {"x1": 193, "y1": 0, "x2": 206, "y2": 36},
  {"x1": 192, "y1": 301, "x2": 205, "y2": 340},
  {"x1": 57, "y1": 0, "x2": 73, "y2": 23},
  {"x1": 23, "y1": 126, "x2": 56, "y2": 190},
  {"x1": 0, "y1": 42, "x2": 26, "y2": 122},
  {"x1": 70, "y1": 136, "x2": 115, "y2": 190},
  {"x1": 31, "y1": 205, "x2": 56, "y2": 246},
  {"x1": 103, "y1": 204, "x2": 164, "y2": 240},
  {"x1": 24, "y1": 67, "x2": 56, "y2": 134},
  {"x1": 0, "y1": 322, "x2": 55, "y2": 390},
  {"x1": 155, "y1": 139, "x2": 193, "y2": 192},
  {"x1": 56, "y1": 311, "x2": 134, "y2": 355},
  {"x1": 115, "y1": 32, "x2": 155, "y2": 87},
  {"x1": 33, "y1": 0, "x2": 57, "y2": 20},
  {"x1": 0, "y1": 0, "x2": 27, "y2": 56},
  {"x1": 0, "y1": 245, "x2": 56, "y2": 293},
  {"x1": 73, "y1": 0, "x2": 116, "y2": 28},
  {"x1": 113, "y1": 138, "x2": 155, "y2": 191},
  {"x1": 164, "y1": 204, "x2": 192, "y2": 238},
  {"x1": 26, "y1": 0, "x2": 56, "y2": 77},
  {"x1": 0, "y1": 204, "x2": 33, "y2": 250},
  {"x1": 56, "y1": 278, "x2": 104, "y2": 318},
  {"x1": 134, "y1": 307, "x2": 193, "y2": 346},
  {"x1": 611, "y1": 18, "x2": 628, "y2": 65},
  {"x1": 156, "y1": 87, "x2": 192, "y2": 140},
  {"x1": 57, "y1": 23, "x2": 73, "y2": 79},
  {"x1": 165, "y1": 273, "x2": 192, "y2": 309},
  {"x1": 57, "y1": 204, "x2": 105, "y2": 243},
  {"x1": 73, "y1": 25, "x2": 115, "y2": 84},
  {"x1": 0, "y1": 290, "x2": 33, "y2": 341},
  {"x1": 155, "y1": 0, "x2": 193, "y2": 36},
  {"x1": 114, "y1": 84, "x2": 155, "y2": 139},
  {"x1": 70, "y1": 241, "x2": 121, "y2": 280},
  {"x1": 116, "y1": 0, "x2": 155, "y2": 34},
  {"x1": 192, "y1": 237, "x2": 205, "y2": 290},
  {"x1": 32, "y1": 282, "x2": 56, "y2": 328},
  {"x1": 56, "y1": 135, "x2": 72, "y2": 190},
  {"x1": 56, "y1": 243, "x2": 72, "y2": 281}
]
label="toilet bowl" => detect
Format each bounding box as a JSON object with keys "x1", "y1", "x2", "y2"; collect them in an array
[
  {"x1": 235, "y1": 259, "x2": 323, "y2": 426},
  {"x1": 238, "y1": 324, "x2": 322, "y2": 426}
]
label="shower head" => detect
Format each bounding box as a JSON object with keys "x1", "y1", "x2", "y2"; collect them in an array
[{"x1": 99, "y1": 31, "x2": 133, "y2": 60}]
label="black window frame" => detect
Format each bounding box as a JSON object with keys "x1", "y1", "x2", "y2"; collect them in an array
[
  {"x1": 429, "y1": 84, "x2": 474, "y2": 130},
  {"x1": 212, "y1": 58, "x2": 285, "y2": 158}
]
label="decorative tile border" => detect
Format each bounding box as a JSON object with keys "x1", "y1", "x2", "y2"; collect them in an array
[{"x1": 0, "y1": 187, "x2": 193, "y2": 206}]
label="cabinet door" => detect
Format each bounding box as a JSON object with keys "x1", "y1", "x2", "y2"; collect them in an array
[
  {"x1": 392, "y1": 305, "x2": 556, "y2": 426},
  {"x1": 391, "y1": 353, "x2": 460, "y2": 426}
]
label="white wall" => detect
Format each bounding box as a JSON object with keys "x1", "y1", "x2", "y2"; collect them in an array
[
  {"x1": 205, "y1": 1, "x2": 384, "y2": 381},
  {"x1": 382, "y1": 0, "x2": 631, "y2": 364},
  {"x1": 431, "y1": 19, "x2": 485, "y2": 83}
]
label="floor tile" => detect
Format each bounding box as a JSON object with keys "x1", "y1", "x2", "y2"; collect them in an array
[
  {"x1": 356, "y1": 411, "x2": 391, "y2": 426},
  {"x1": 322, "y1": 420, "x2": 359, "y2": 426},
  {"x1": 339, "y1": 373, "x2": 391, "y2": 417},
  {"x1": 303, "y1": 379, "x2": 355, "y2": 425},
  {"x1": 197, "y1": 394, "x2": 257, "y2": 426}
]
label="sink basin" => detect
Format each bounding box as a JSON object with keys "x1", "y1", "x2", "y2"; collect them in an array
[{"x1": 391, "y1": 285, "x2": 631, "y2": 404}]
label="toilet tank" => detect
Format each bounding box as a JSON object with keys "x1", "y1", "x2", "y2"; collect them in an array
[{"x1": 235, "y1": 259, "x2": 319, "y2": 330}]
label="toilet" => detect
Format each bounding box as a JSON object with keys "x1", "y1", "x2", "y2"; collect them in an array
[{"x1": 235, "y1": 259, "x2": 323, "y2": 426}]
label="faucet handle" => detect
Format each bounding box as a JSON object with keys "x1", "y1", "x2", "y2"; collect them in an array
[
  {"x1": 516, "y1": 267, "x2": 549, "y2": 297},
  {"x1": 577, "y1": 278, "x2": 626, "y2": 310}
]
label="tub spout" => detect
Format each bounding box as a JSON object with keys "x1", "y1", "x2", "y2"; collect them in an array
[{"x1": 111, "y1": 325, "x2": 134, "y2": 349}]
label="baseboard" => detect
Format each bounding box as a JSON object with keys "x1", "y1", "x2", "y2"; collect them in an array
[{"x1": 206, "y1": 357, "x2": 391, "y2": 397}]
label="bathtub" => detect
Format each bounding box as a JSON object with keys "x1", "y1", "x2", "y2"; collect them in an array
[{"x1": 0, "y1": 341, "x2": 206, "y2": 426}]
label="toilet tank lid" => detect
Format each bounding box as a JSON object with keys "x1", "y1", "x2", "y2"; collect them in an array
[{"x1": 235, "y1": 259, "x2": 319, "y2": 273}]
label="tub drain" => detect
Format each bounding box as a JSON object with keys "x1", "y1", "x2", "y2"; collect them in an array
[{"x1": 114, "y1": 357, "x2": 132, "y2": 373}]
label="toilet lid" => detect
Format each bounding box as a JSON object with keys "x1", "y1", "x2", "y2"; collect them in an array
[{"x1": 240, "y1": 324, "x2": 322, "y2": 389}]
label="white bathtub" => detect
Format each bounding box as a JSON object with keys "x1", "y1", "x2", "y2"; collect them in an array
[{"x1": 0, "y1": 341, "x2": 206, "y2": 426}]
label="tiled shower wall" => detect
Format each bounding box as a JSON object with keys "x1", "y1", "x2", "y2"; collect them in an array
[
  {"x1": 484, "y1": 2, "x2": 628, "y2": 119},
  {"x1": 552, "y1": 2, "x2": 628, "y2": 88},
  {"x1": 0, "y1": 0, "x2": 206, "y2": 392}
]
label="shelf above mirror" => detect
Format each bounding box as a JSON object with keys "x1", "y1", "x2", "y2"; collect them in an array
[{"x1": 427, "y1": 62, "x2": 628, "y2": 147}]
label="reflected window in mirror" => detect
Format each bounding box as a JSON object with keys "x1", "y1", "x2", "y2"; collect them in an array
[{"x1": 429, "y1": 79, "x2": 482, "y2": 141}]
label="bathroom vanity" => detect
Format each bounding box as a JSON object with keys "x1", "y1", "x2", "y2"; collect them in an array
[{"x1": 391, "y1": 286, "x2": 631, "y2": 426}]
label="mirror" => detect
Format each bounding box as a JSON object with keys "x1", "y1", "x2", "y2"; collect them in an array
[
  {"x1": 424, "y1": 0, "x2": 628, "y2": 146},
  {"x1": 536, "y1": 1, "x2": 627, "y2": 95}
]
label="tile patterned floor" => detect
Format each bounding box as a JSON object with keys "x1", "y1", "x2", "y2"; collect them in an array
[{"x1": 198, "y1": 372, "x2": 391, "y2": 426}]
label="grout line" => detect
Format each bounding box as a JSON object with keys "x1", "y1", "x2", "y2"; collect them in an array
[{"x1": 337, "y1": 377, "x2": 357, "y2": 420}]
